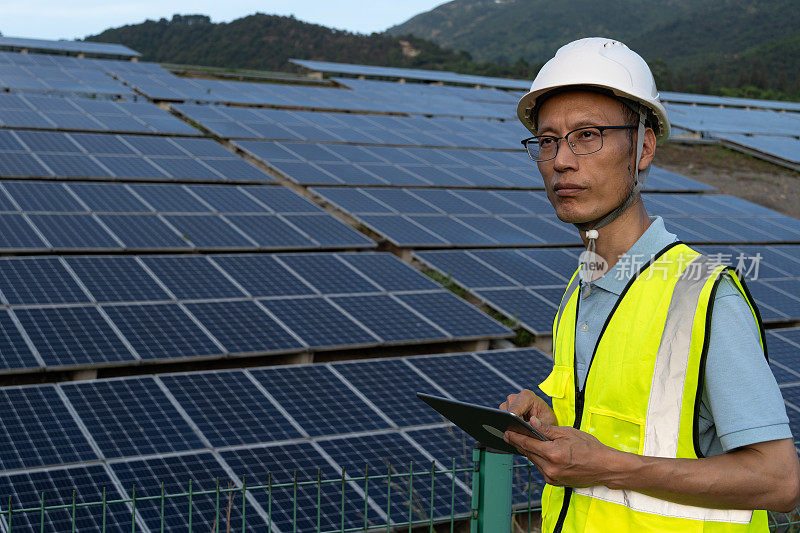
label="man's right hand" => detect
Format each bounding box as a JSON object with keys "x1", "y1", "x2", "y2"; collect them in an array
[{"x1": 499, "y1": 389, "x2": 557, "y2": 427}]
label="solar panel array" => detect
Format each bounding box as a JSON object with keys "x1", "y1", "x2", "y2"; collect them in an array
[
  {"x1": 0, "y1": 252, "x2": 512, "y2": 371},
  {"x1": 311, "y1": 188, "x2": 800, "y2": 248},
  {"x1": 0, "y1": 130, "x2": 272, "y2": 182},
  {"x1": 235, "y1": 139, "x2": 709, "y2": 190},
  {"x1": 1, "y1": 47, "x2": 799, "y2": 529},
  {"x1": 0, "y1": 181, "x2": 374, "y2": 251},
  {"x1": 0, "y1": 92, "x2": 199, "y2": 135},
  {"x1": 289, "y1": 58, "x2": 532, "y2": 90},
  {"x1": 0, "y1": 348, "x2": 551, "y2": 530},
  {"x1": 0, "y1": 36, "x2": 140, "y2": 58}
]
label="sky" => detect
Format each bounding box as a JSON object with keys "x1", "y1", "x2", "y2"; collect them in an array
[{"x1": 0, "y1": 0, "x2": 448, "y2": 40}]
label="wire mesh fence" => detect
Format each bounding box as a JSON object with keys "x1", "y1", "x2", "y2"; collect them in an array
[{"x1": 0, "y1": 453, "x2": 798, "y2": 532}]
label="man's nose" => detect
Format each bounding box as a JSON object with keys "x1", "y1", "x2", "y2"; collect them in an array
[{"x1": 552, "y1": 137, "x2": 578, "y2": 170}]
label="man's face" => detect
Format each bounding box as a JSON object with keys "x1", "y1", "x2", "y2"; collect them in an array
[{"x1": 535, "y1": 90, "x2": 636, "y2": 225}]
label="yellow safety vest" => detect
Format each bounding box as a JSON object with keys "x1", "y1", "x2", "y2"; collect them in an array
[{"x1": 538, "y1": 242, "x2": 769, "y2": 532}]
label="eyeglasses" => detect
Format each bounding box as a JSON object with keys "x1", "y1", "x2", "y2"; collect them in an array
[{"x1": 521, "y1": 125, "x2": 637, "y2": 163}]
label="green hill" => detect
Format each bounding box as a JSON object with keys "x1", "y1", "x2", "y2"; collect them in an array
[
  {"x1": 84, "y1": 13, "x2": 540, "y2": 79},
  {"x1": 388, "y1": 0, "x2": 800, "y2": 99}
]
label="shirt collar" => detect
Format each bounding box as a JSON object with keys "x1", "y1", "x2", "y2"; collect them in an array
[{"x1": 591, "y1": 216, "x2": 678, "y2": 295}]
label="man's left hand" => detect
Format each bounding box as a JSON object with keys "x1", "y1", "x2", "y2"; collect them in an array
[{"x1": 504, "y1": 421, "x2": 623, "y2": 488}]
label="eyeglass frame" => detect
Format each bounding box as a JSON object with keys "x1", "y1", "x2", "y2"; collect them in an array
[{"x1": 520, "y1": 125, "x2": 637, "y2": 163}]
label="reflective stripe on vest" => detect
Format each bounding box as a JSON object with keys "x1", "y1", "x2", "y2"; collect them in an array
[{"x1": 540, "y1": 245, "x2": 768, "y2": 532}]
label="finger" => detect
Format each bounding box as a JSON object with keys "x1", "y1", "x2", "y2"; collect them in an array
[
  {"x1": 507, "y1": 392, "x2": 532, "y2": 416},
  {"x1": 504, "y1": 430, "x2": 550, "y2": 457},
  {"x1": 499, "y1": 401, "x2": 508, "y2": 411}
]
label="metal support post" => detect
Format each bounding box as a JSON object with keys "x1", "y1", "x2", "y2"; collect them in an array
[{"x1": 471, "y1": 445, "x2": 513, "y2": 533}]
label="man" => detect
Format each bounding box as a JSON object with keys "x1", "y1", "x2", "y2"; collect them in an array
[{"x1": 500, "y1": 37, "x2": 800, "y2": 532}]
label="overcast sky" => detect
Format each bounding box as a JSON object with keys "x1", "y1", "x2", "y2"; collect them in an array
[{"x1": 0, "y1": 0, "x2": 447, "y2": 40}]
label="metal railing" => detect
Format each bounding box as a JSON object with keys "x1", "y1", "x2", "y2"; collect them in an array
[{"x1": 1, "y1": 447, "x2": 799, "y2": 532}]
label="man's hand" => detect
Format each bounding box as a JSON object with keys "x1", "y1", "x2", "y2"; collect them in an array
[
  {"x1": 499, "y1": 389, "x2": 557, "y2": 427},
  {"x1": 504, "y1": 421, "x2": 622, "y2": 488}
]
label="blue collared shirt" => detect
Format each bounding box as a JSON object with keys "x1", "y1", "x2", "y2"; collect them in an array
[{"x1": 574, "y1": 216, "x2": 791, "y2": 455}]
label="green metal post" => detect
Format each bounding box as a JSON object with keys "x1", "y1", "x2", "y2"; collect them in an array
[{"x1": 470, "y1": 446, "x2": 512, "y2": 533}]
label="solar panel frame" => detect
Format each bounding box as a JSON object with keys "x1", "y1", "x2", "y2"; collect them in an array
[
  {"x1": 14, "y1": 306, "x2": 135, "y2": 367},
  {"x1": 102, "y1": 303, "x2": 223, "y2": 361},
  {"x1": 0, "y1": 257, "x2": 89, "y2": 304},
  {"x1": 159, "y1": 370, "x2": 302, "y2": 446},
  {"x1": 61, "y1": 377, "x2": 205, "y2": 458},
  {"x1": 109, "y1": 452, "x2": 266, "y2": 531},
  {"x1": 249, "y1": 364, "x2": 390, "y2": 437},
  {"x1": 0, "y1": 465, "x2": 132, "y2": 532},
  {"x1": 184, "y1": 300, "x2": 304, "y2": 355}
]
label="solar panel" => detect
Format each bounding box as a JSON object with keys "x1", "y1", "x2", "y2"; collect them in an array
[
  {"x1": 395, "y1": 292, "x2": 511, "y2": 338},
  {"x1": 475, "y1": 348, "x2": 555, "y2": 404},
  {"x1": 476, "y1": 288, "x2": 558, "y2": 334},
  {"x1": 141, "y1": 256, "x2": 245, "y2": 299},
  {"x1": 210, "y1": 254, "x2": 314, "y2": 297},
  {"x1": 160, "y1": 371, "x2": 301, "y2": 446},
  {"x1": 153, "y1": 157, "x2": 221, "y2": 180},
  {"x1": 219, "y1": 442, "x2": 368, "y2": 532},
  {"x1": 186, "y1": 185, "x2": 266, "y2": 212},
  {"x1": 244, "y1": 186, "x2": 323, "y2": 213},
  {"x1": 0, "y1": 214, "x2": 47, "y2": 249},
  {"x1": 61, "y1": 377, "x2": 204, "y2": 458},
  {"x1": 0, "y1": 385, "x2": 96, "y2": 470},
  {"x1": 0, "y1": 465, "x2": 130, "y2": 532},
  {"x1": 332, "y1": 358, "x2": 446, "y2": 426},
  {"x1": 15, "y1": 306, "x2": 134, "y2": 367},
  {"x1": 0, "y1": 257, "x2": 89, "y2": 304},
  {"x1": 67, "y1": 182, "x2": 150, "y2": 212},
  {"x1": 110, "y1": 452, "x2": 265, "y2": 531},
  {"x1": 403, "y1": 426, "x2": 475, "y2": 492},
  {"x1": 225, "y1": 215, "x2": 317, "y2": 248},
  {"x1": 164, "y1": 214, "x2": 255, "y2": 248},
  {"x1": 359, "y1": 215, "x2": 447, "y2": 246},
  {"x1": 65, "y1": 256, "x2": 170, "y2": 302},
  {"x1": 282, "y1": 213, "x2": 376, "y2": 247},
  {"x1": 277, "y1": 254, "x2": 380, "y2": 295},
  {"x1": 249, "y1": 365, "x2": 389, "y2": 436},
  {"x1": 15, "y1": 130, "x2": 81, "y2": 152},
  {"x1": 416, "y1": 250, "x2": 516, "y2": 289},
  {"x1": 96, "y1": 155, "x2": 169, "y2": 179},
  {"x1": 121, "y1": 135, "x2": 186, "y2": 156},
  {"x1": 36, "y1": 154, "x2": 107, "y2": 181},
  {"x1": 28, "y1": 214, "x2": 120, "y2": 249},
  {"x1": 3, "y1": 181, "x2": 85, "y2": 212},
  {"x1": 99, "y1": 215, "x2": 190, "y2": 249},
  {"x1": 316, "y1": 432, "x2": 467, "y2": 525},
  {"x1": 339, "y1": 253, "x2": 441, "y2": 292},
  {"x1": 0, "y1": 152, "x2": 50, "y2": 176},
  {"x1": 129, "y1": 183, "x2": 211, "y2": 212},
  {"x1": 102, "y1": 303, "x2": 221, "y2": 360},
  {"x1": 311, "y1": 187, "x2": 393, "y2": 214},
  {"x1": 408, "y1": 215, "x2": 494, "y2": 245},
  {"x1": 408, "y1": 353, "x2": 521, "y2": 407},
  {"x1": 71, "y1": 133, "x2": 136, "y2": 155},
  {"x1": 330, "y1": 294, "x2": 446, "y2": 343},
  {"x1": 0, "y1": 310, "x2": 40, "y2": 370},
  {"x1": 470, "y1": 250, "x2": 566, "y2": 287},
  {"x1": 184, "y1": 300, "x2": 303, "y2": 354},
  {"x1": 261, "y1": 297, "x2": 379, "y2": 349}
]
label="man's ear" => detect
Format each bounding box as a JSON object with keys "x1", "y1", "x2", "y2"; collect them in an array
[{"x1": 638, "y1": 127, "x2": 657, "y2": 171}]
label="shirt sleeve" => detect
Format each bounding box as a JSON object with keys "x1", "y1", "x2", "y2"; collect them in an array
[{"x1": 701, "y1": 272, "x2": 792, "y2": 452}]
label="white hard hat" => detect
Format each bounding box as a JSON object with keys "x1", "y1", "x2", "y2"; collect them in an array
[{"x1": 517, "y1": 37, "x2": 670, "y2": 142}]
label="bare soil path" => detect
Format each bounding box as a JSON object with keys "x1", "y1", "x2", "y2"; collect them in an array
[{"x1": 654, "y1": 142, "x2": 800, "y2": 219}]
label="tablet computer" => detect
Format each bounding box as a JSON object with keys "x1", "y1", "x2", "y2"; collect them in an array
[{"x1": 416, "y1": 392, "x2": 549, "y2": 455}]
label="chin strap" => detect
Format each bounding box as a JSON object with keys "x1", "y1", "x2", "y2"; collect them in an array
[{"x1": 578, "y1": 105, "x2": 649, "y2": 298}]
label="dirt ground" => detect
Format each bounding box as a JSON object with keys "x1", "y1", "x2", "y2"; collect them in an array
[{"x1": 653, "y1": 142, "x2": 800, "y2": 219}]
